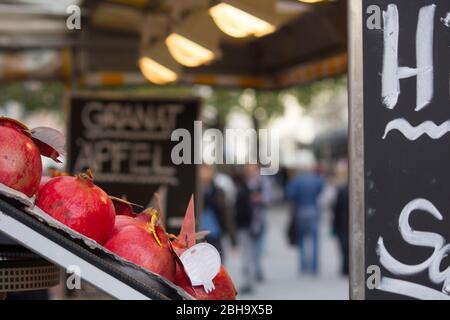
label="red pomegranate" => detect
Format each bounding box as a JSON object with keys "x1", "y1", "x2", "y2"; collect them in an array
[
  {"x1": 0, "y1": 117, "x2": 64, "y2": 197},
  {"x1": 0, "y1": 118, "x2": 41, "y2": 197},
  {"x1": 104, "y1": 208, "x2": 176, "y2": 282},
  {"x1": 172, "y1": 196, "x2": 237, "y2": 300},
  {"x1": 36, "y1": 170, "x2": 116, "y2": 245}
]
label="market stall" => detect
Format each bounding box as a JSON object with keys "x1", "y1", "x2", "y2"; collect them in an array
[{"x1": 0, "y1": 0, "x2": 347, "y2": 300}]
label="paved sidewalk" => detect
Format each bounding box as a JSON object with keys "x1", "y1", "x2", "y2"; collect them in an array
[{"x1": 225, "y1": 204, "x2": 349, "y2": 300}]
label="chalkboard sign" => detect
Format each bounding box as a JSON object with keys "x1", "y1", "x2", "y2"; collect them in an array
[
  {"x1": 350, "y1": 0, "x2": 450, "y2": 300},
  {"x1": 66, "y1": 93, "x2": 200, "y2": 232}
]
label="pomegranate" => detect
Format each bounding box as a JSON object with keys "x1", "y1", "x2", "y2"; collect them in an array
[
  {"x1": 0, "y1": 118, "x2": 42, "y2": 197},
  {"x1": 172, "y1": 196, "x2": 237, "y2": 300},
  {"x1": 104, "y1": 208, "x2": 176, "y2": 282},
  {"x1": 0, "y1": 117, "x2": 65, "y2": 197},
  {"x1": 36, "y1": 170, "x2": 116, "y2": 245}
]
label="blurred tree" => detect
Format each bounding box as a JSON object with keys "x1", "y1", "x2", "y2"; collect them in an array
[
  {"x1": 0, "y1": 74, "x2": 347, "y2": 129},
  {"x1": 0, "y1": 82, "x2": 65, "y2": 114},
  {"x1": 202, "y1": 88, "x2": 240, "y2": 131},
  {"x1": 285, "y1": 75, "x2": 347, "y2": 110}
]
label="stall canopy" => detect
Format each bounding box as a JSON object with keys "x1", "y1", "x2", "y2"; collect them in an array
[{"x1": 0, "y1": 0, "x2": 347, "y2": 88}]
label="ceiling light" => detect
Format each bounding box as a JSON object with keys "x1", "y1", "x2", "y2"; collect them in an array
[
  {"x1": 165, "y1": 10, "x2": 221, "y2": 67},
  {"x1": 166, "y1": 33, "x2": 215, "y2": 67},
  {"x1": 298, "y1": 0, "x2": 326, "y2": 3},
  {"x1": 209, "y1": 0, "x2": 277, "y2": 38},
  {"x1": 139, "y1": 42, "x2": 181, "y2": 84}
]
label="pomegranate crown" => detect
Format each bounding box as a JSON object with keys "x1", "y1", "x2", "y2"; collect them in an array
[
  {"x1": 174, "y1": 195, "x2": 197, "y2": 249},
  {"x1": 77, "y1": 169, "x2": 95, "y2": 185},
  {"x1": 142, "y1": 207, "x2": 163, "y2": 247}
]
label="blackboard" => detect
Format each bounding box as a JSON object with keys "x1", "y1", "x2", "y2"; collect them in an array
[
  {"x1": 353, "y1": 0, "x2": 450, "y2": 299},
  {"x1": 66, "y1": 93, "x2": 200, "y2": 233}
]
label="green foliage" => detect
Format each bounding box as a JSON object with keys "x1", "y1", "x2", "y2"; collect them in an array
[
  {"x1": 0, "y1": 75, "x2": 348, "y2": 129},
  {"x1": 202, "y1": 88, "x2": 241, "y2": 127},
  {"x1": 285, "y1": 75, "x2": 347, "y2": 109},
  {"x1": 0, "y1": 82, "x2": 65, "y2": 114},
  {"x1": 199, "y1": 74, "x2": 347, "y2": 129}
]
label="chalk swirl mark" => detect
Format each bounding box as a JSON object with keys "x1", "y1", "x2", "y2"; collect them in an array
[{"x1": 383, "y1": 118, "x2": 450, "y2": 141}]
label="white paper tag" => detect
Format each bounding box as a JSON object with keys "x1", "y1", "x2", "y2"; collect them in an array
[{"x1": 179, "y1": 243, "x2": 221, "y2": 293}]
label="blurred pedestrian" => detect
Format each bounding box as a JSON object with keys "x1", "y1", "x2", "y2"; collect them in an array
[
  {"x1": 332, "y1": 159, "x2": 349, "y2": 276},
  {"x1": 333, "y1": 184, "x2": 349, "y2": 276},
  {"x1": 235, "y1": 164, "x2": 271, "y2": 293},
  {"x1": 214, "y1": 169, "x2": 237, "y2": 211},
  {"x1": 199, "y1": 165, "x2": 237, "y2": 261},
  {"x1": 318, "y1": 167, "x2": 337, "y2": 219},
  {"x1": 286, "y1": 159, "x2": 324, "y2": 276}
]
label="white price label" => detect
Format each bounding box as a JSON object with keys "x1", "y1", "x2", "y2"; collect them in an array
[{"x1": 179, "y1": 243, "x2": 221, "y2": 293}]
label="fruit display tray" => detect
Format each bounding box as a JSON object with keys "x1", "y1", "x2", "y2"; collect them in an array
[{"x1": 0, "y1": 195, "x2": 192, "y2": 300}]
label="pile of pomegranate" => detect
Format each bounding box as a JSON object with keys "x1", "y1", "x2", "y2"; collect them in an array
[
  {"x1": 104, "y1": 198, "x2": 237, "y2": 299},
  {"x1": 0, "y1": 116, "x2": 237, "y2": 300}
]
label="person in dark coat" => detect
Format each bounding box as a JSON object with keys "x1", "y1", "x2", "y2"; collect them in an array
[
  {"x1": 235, "y1": 164, "x2": 271, "y2": 293},
  {"x1": 200, "y1": 165, "x2": 237, "y2": 260},
  {"x1": 333, "y1": 184, "x2": 349, "y2": 276}
]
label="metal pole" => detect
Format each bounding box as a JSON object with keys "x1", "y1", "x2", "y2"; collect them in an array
[{"x1": 348, "y1": 0, "x2": 365, "y2": 300}]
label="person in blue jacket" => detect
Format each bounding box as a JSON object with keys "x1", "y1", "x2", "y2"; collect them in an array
[{"x1": 286, "y1": 161, "x2": 324, "y2": 276}]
